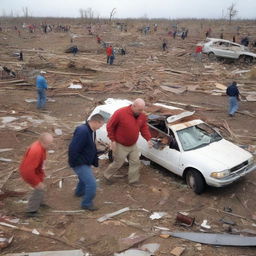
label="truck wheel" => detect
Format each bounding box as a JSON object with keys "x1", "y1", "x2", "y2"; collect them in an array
[
  {"x1": 244, "y1": 56, "x2": 253, "y2": 64},
  {"x1": 208, "y1": 52, "x2": 216, "y2": 61},
  {"x1": 185, "y1": 169, "x2": 206, "y2": 194}
]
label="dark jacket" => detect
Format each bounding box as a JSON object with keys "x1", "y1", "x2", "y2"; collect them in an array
[
  {"x1": 68, "y1": 123, "x2": 98, "y2": 168},
  {"x1": 226, "y1": 83, "x2": 239, "y2": 97}
]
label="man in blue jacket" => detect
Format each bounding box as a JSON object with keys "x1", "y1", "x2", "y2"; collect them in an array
[
  {"x1": 226, "y1": 81, "x2": 240, "y2": 117},
  {"x1": 68, "y1": 114, "x2": 104, "y2": 211},
  {"x1": 36, "y1": 71, "x2": 48, "y2": 109}
]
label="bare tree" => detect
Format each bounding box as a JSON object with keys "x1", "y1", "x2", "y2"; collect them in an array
[
  {"x1": 227, "y1": 3, "x2": 238, "y2": 24},
  {"x1": 79, "y1": 8, "x2": 84, "y2": 19},
  {"x1": 22, "y1": 7, "x2": 29, "y2": 18},
  {"x1": 86, "y1": 8, "x2": 94, "y2": 19},
  {"x1": 1, "y1": 9, "x2": 6, "y2": 17},
  {"x1": 109, "y1": 8, "x2": 116, "y2": 21}
]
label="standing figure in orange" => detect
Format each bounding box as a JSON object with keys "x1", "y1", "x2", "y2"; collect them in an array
[{"x1": 19, "y1": 133, "x2": 53, "y2": 217}]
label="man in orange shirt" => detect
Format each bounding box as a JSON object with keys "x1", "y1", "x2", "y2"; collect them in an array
[
  {"x1": 20, "y1": 133, "x2": 53, "y2": 217},
  {"x1": 106, "y1": 45, "x2": 113, "y2": 64}
]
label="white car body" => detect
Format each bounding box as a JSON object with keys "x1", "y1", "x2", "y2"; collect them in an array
[
  {"x1": 201, "y1": 38, "x2": 256, "y2": 62},
  {"x1": 90, "y1": 98, "x2": 255, "y2": 193}
]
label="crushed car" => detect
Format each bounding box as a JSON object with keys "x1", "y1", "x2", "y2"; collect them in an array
[
  {"x1": 200, "y1": 38, "x2": 256, "y2": 63},
  {"x1": 90, "y1": 98, "x2": 256, "y2": 194}
]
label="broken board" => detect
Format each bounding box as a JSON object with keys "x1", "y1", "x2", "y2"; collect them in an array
[
  {"x1": 167, "y1": 111, "x2": 195, "y2": 123},
  {"x1": 164, "y1": 231, "x2": 256, "y2": 246},
  {"x1": 5, "y1": 250, "x2": 86, "y2": 256}
]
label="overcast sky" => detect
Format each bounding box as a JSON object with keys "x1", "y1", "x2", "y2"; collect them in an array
[{"x1": 0, "y1": 0, "x2": 255, "y2": 19}]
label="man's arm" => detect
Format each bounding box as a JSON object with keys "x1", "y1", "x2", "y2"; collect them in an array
[
  {"x1": 106, "y1": 111, "x2": 120, "y2": 142},
  {"x1": 140, "y1": 116, "x2": 152, "y2": 147},
  {"x1": 69, "y1": 127, "x2": 88, "y2": 164},
  {"x1": 43, "y1": 77, "x2": 48, "y2": 89}
]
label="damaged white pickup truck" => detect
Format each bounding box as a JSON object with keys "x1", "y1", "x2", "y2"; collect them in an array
[{"x1": 90, "y1": 98, "x2": 256, "y2": 194}]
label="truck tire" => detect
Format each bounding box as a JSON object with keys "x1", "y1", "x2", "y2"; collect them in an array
[
  {"x1": 185, "y1": 169, "x2": 206, "y2": 194},
  {"x1": 244, "y1": 56, "x2": 253, "y2": 64},
  {"x1": 208, "y1": 52, "x2": 216, "y2": 60}
]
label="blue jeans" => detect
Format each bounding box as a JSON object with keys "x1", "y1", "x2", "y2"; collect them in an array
[
  {"x1": 37, "y1": 88, "x2": 46, "y2": 109},
  {"x1": 73, "y1": 165, "x2": 96, "y2": 208},
  {"x1": 109, "y1": 55, "x2": 115, "y2": 65},
  {"x1": 229, "y1": 96, "x2": 238, "y2": 115}
]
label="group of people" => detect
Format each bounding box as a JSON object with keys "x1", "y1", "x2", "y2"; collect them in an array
[{"x1": 19, "y1": 98, "x2": 153, "y2": 216}]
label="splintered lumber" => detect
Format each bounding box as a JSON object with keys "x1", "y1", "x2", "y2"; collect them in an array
[
  {"x1": 0, "y1": 80, "x2": 26, "y2": 84},
  {"x1": 55, "y1": 93, "x2": 93, "y2": 101},
  {"x1": 0, "y1": 222, "x2": 87, "y2": 250},
  {"x1": 45, "y1": 70, "x2": 93, "y2": 77},
  {"x1": 97, "y1": 207, "x2": 130, "y2": 222},
  {"x1": 165, "y1": 68, "x2": 190, "y2": 75},
  {"x1": 0, "y1": 168, "x2": 17, "y2": 190}
]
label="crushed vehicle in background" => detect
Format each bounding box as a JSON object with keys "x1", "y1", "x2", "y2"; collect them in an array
[
  {"x1": 90, "y1": 98, "x2": 256, "y2": 194},
  {"x1": 200, "y1": 38, "x2": 256, "y2": 63}
]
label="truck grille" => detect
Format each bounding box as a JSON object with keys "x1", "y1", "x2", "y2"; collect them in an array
[{"x1": 230, "y1": 161, "x2": 248, "y2": 173}]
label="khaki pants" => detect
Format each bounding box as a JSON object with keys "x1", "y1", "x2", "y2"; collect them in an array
[
  {"x1": 27, "y1": 188, "x2": 45, "y2": 212},
  {"x1": 104, "y1": 143, "x2": 140, "y2": 183}
]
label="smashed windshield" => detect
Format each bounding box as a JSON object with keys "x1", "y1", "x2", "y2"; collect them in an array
[{"x1": 176, "y1": 123, "x2": 222, "y2": 151}]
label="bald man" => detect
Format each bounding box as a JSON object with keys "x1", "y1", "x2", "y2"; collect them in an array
[
  {"x1": 20, "y1": 133, "x2": 53, "y2": 216},
  {"x1": 104, "y1": 98, "x2": 152, "y2": 184}
]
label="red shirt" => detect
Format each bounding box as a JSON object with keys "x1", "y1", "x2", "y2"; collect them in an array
[
  {"x1": 107, "y1": 105, "x2": 151, "y2": 146},
  {"x1": 19, "y1": 141, "x2": 46, "y2": 187},
  {"x1": 106, "y1": 47, "x2": 113, "y2": 56},
  {"x1": 195, "y1": 45, "x2": 203, "y2": 53}
]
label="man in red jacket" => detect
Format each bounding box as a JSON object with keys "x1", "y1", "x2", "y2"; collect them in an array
[
  {"x1": 106, "y1": 45, "x2": 113, "y2": 64},
  {"x1": 104, "y1": 98, "x2": 153, "y2": 184},
  {"x1": 20, "y1": 133, "x2": 53, "y2": 217}
]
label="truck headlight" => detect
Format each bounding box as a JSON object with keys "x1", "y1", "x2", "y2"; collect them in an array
[
  {"x1": 248, "y1": 157, "x2": 254, "y2": 165},
  {"x1": 210, "y1": 170, "x2": 230, "y2": 179}
]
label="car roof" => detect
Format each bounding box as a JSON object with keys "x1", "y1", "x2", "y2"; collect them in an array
[
  {"x1": 99, "y1": 98, "x2": 203, "y2": 131},
  {"x1": 206, "y1": 38, "x2": 242, "y2": 46}
]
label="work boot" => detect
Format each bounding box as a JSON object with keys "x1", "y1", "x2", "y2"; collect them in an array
[
  {"x1": 81, "y1": 205, "x2": 98, "y2": 211},
  {"x1": 40, "y1": 203, "x2": 51, "y2": 209},
  {"x1": 25, "y1": 211, "x2": 39, "y2": 218}
]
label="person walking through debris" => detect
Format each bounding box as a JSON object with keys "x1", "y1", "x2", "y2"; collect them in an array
[
  {"x1": 36, "y1": 71, "x2": 48, "y2": 109},
  {"x1": 103, "y1": 98, "x2": 153, "y2": 185},
  {"x1": 96, "y1": 35, "x2": 101, "y2": 44},
  {"x1": 226, "y1": 81, "x2": 240, "y2": 117},
  {"x1": 106, "y1": 45, "x2": 113, "y2": 64},
  {"x1": 68, "y1": 114, "x2": 105, "y2": 211},
  {"x1": 19, "y1": 133, "x2": 53, "y2": 217},
  {"x1": 109, "y1": 50, "x2": 115, "y2": 65},
  {"x1": 162, "y1": 39, "x2": 167, "y2": 51},
  {"x1": 195, "y1": 44, "x2": 203, "y2": 62},
  {"x1": 72, "y1": 45, "x2": 78, "y2": 56},
  {"x1": 19, "y1": 50, "x2": 23, "y2": 61}
]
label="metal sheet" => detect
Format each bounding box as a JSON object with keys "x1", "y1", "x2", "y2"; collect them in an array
[
  {"x1": 164, "y1": 232, "x2": 256, "y2": 246},
  {"x1": 5, "y1": 250, "x2": 86, "y2": 256}
]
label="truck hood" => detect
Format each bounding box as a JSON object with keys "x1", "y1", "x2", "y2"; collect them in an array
[{"x1": 184, "y1": 139, "x2": 252, "y2": 170}]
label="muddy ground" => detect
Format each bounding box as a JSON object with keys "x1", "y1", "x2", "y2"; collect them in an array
[{"x1": 0, "y1": 19, "x2": 256, "y2": 256}]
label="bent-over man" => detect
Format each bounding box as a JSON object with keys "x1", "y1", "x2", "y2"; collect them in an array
[{"x1": 104, "y1": 98, "x2": 152, "y2": 185}]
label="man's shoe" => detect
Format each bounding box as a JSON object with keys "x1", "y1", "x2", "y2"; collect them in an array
[
  {"x1": 129, "y1": 181, "x2": 142, "y2": 187},
  {"x1": 74, "y1": 193, "x2": 84, "y2": 197},
  {"x1": 82, "y1": 205, "x2": 98, "y2": 211},
  {"x1": 25, "y1": 211, "x2": 39, "y2": 218},
  {"x1": 40, "y1": 203, "x2": 51, "y2": 209}
]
